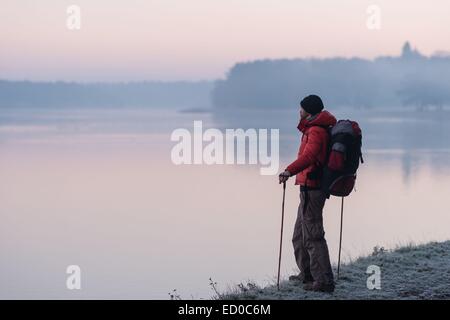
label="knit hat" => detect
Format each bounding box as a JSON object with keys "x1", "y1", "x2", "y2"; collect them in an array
[{"x1": 300, "y1": 95, "x2": 324, "y2": 115}]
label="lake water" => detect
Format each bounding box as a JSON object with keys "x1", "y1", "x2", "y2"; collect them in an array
[{"x1": 1, "y1": 107, "x2": 450, "y2": 299}]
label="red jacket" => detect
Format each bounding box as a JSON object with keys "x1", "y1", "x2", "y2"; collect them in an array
[{"x1": 286, "y1": 110, "x2": 337, "y2": 187}]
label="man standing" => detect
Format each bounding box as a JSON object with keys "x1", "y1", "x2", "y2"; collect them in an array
[{"x1": 279, "y1": 95, "x2": 336, "y2": 293}]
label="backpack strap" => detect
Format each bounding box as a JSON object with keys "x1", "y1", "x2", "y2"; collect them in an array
[{"x1": 306, "y1": 125, "x2": 332, "y2": 180}]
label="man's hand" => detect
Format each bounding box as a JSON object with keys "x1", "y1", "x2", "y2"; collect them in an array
[{"x1": 278, "y1": 170, "x2": 291, "y2": 184}]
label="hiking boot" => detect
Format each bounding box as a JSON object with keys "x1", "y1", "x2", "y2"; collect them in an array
[
  {"x1": 288, "y1": 274, "x2": 302, "y2": 282},
  {"x1": 288, "y1": 273, "x2": 313, "y2": 284},
  {"x1": 303, "y1": 282, "x2": 314, "y2": 291},
  {"x1": 311, "y1": 282, "x2": 335, "y2": 293}
]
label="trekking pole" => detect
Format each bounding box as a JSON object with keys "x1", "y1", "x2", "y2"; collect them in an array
[
  {"x1": 277, "y1": 181, "x2": 286, "y2": 291},
  {"x1": 337, "y1": 197, "x2": 344, "y2": 280}
]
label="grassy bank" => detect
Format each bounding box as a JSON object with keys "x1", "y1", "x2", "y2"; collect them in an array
[{"x1": 217, "y1": 241, "x2": 450, "y2": 300}]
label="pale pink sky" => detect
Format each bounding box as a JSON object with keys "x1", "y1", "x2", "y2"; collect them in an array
[{"x1": 1, "y1": 0, "x2": 449, "y2": 81}]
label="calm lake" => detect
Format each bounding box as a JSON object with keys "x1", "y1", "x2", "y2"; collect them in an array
[{"x1": 1, "y1": 107, "x2": 450, "y2": 299}]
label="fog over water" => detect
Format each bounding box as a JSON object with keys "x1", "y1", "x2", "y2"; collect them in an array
[{"x1": 1, "y1": 106, "x2": 449, "y2": 299}]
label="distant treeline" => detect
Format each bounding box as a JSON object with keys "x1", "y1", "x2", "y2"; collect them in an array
[
  {"x1": 0, "y1": 80, "x2": 213, "y2": 108},
  {"x1": 212, "y1": 43, "x2": 450, "y2": 110}
]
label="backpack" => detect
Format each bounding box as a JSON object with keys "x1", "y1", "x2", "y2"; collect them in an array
[{"x1": 321, "y1": 120, "x2": 364, "y2": 198}]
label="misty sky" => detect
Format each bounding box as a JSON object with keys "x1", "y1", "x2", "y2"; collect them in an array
[{"x1": 1, "y1": 0, "x2": 449, "y2": 82}]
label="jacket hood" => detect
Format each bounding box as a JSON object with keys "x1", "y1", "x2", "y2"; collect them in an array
[{"x1": 297, "y1": 110, "x2": 337, "y2": 132}]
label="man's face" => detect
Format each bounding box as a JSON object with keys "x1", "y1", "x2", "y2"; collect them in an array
[{"x1": 300, "y1": 107, "x2": 309, "y2": 120}]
